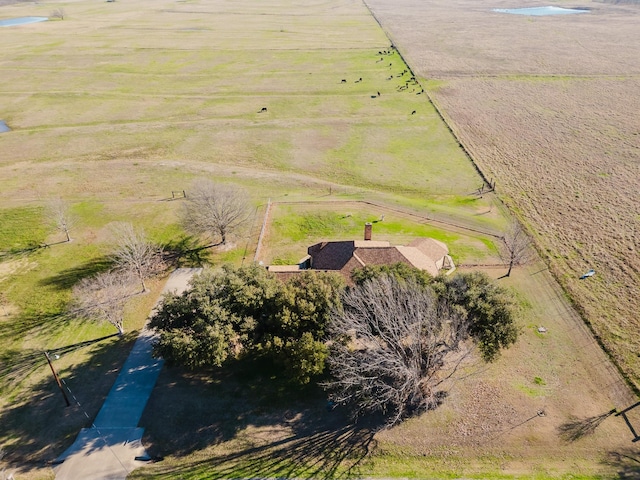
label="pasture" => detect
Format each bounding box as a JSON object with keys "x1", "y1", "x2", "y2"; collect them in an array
[
  {"x1": 0, "y1": 0, "x2": 638, "y2": 478},
  {"x1": 364, "y1": 0, "x2": 640, "y2": 392}
]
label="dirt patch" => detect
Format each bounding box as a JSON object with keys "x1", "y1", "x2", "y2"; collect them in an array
[
  {"x1": 0, "y1": 302, "x2": 19, "y2": 318},
  {"x1": 0, "y1": 258, "x2": 35, "y2": 283}
]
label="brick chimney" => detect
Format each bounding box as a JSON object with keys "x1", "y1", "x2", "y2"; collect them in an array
[{"x1": 364, "y1": 222, "x2": 372, "y2": 241}]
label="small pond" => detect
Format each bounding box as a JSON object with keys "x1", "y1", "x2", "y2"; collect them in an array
[
  {"x1": 0, "y1": 121, "x2": 10, "y2": 133},
  {"x1": 493, "y1": 6, "x2": 590, "y2": 15},
  {"x1": 0, "y1": 16, "x2": 49, "y2": 27}
]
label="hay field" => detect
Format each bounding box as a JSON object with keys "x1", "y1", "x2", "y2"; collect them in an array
[{"x1": 365, "y1": 0, "x2": 640, "y2": 391}]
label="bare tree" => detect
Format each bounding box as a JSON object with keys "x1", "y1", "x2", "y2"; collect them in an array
[
  {"x1": 72, "y1": 270, "x2": 136, "y2": 334},
  {"x1": 325, "y1": 275, "x2": 470, "y2": 426},
  {"x1": 50, "y1": 8, "x2": 65, "y2": 19},
  {"x1": 181, "y1": 180, "x2": 250, "y2": 246},
  {"x1": 46, "y1": 198, "x2": 75, "y2": 243},
  {"x1": 499, "y1": 222, "x2": 533, "y2": 277},
  {"x1": 109, "y1": 222, "x2": 163, "y2": 292}
]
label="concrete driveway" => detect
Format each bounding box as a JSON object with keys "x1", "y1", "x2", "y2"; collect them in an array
[{"x1": 54, "y1": 268, "x2": 202, "y2": 480}]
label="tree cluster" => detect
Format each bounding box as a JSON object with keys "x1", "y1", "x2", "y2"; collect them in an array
[
  {"x1": 324, "y1": 266, "x2": 520, "y2": 425},
  {"x1": 150, "y1": 265, "x2": 344, "y2": 384},
  {"x1": 57, "y1": 177, "x2": 248, "y2": 336},
  {"x1": 150, "y1": 263, "x2": 519, "y2": 425}
]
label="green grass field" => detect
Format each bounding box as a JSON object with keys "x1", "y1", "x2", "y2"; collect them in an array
[
  {"x1": 262, "y1": 202, "x2": 499, "y2": 266},
  {"x1": 0, "y1": 0, "x2": 637, "y2": 478}
]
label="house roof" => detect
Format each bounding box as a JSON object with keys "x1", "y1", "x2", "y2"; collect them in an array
[
  {"x1": 353, "y1": 246, "x2": 408, "y2": 267},
  {"x1": 409, "y1": 237, "x2": 449, "y2": 260},
  {"x1": 307, "y1": 241, "x2": 356, "y2": 271},
  {"x1": 306, "y1": 237, "x2": 450, "y2": 280},
  {"x1": 396, "y1": 246, "x2": 439, "y2": 276}
]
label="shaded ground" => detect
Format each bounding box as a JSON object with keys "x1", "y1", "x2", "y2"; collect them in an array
[{"x1": 132, "y1": 364, "x2": 380, "y2": 479}]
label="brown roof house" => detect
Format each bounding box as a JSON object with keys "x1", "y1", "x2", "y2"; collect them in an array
[{"x1": 267, "y1": 222, "x2": 455, "y2": 281}]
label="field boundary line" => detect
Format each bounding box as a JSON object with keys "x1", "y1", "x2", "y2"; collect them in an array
[
  {"x1": 363, "y1": 0, "x2": 639, "y2": 401},
  {"x1": 270, "y1": 199, "x2": 503, "y2": 238},
  {"x1": 253, "y1": 198, "x2": 272, "y2": 262}
]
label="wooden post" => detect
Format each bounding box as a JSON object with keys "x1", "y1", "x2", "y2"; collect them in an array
[
  {"x1": 616, "y1": 401, "x2": 640, "y2": 416},
  {"x1": 45, "y1": 352, "x2": 70, "y2": 407},
  {"x1": 616, "y1": 401, "x2": 640, "y2": 442}
]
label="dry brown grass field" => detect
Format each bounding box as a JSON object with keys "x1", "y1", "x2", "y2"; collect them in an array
[
  {"x1": 1, "y1": 0, "x2": 639, "y2": 478},
  {"x1": 365, "y1": 0, "x2": 640, "y2": 392}
]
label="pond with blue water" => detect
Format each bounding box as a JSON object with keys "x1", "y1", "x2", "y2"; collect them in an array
[
  {"x1": 0, "y1": 16, "x2": 49, "y2": 27},
  {"x1": 493, "y1": 6, "x2": 590, "y2": 15}
]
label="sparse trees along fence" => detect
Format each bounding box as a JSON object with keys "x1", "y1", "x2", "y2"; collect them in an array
[
  {"x1": 109, "y1": 222, "x2": 164, "y2": 292},
  {"x1": 181, "y1": 180, "x2": 250, "y2": 246},
  {"x1": 46, "y1": 198, "x2": 75, "y2": 243},
  {"x1": 499, "y1": 222, "x2": 533, "y2": 277},
  {"x1": 72, "y1": 270, "x2": 137, "y2": 335}
]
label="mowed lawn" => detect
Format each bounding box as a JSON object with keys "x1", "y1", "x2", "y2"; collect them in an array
[{"x1": 0, "y1": 0, "x2": 637, "y2": 479}]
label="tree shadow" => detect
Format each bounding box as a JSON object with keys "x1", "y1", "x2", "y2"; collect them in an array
[
  {"x1": 0, "y1": 240, "x2": 74, "y2": 262},
  {"x1": 0, "y1": 243, "x2": 49, "y2": 261},
  {"x1": 149, "y1": 421, "x2": 378, "y2": 480},
  {"x1": 557, "y1": 409, "x2": 617, "y2": 442},
  {"x1": 38, "y1": 256, "x2": 114, "y2": 291},
  {"x1": 137, "y1": 361, "x2": 381, "y2": 479},
  {"x1": 0, "y1": 333, "x2": 121, "y2": 396},
  {"x1": 161, "y1": 235, "x2": 217, "y2": 267},
  {"x1": 604, "y1": 449, "x2": 640, "y2": 479},
  {"x1": 0, "y1": 348, "x2": 49, "y2": 392},
  {"x1": 0, "y1": 310, "x2": 75, "y2": 343},
  {"x1": 0, "y1": 333, "x2": 137, "y2": 468}
]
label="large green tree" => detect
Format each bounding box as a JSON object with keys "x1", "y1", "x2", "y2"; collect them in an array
[
  {"x1": 264, "y1": 271, "x2": 345, "y2": 383},
  {"x1": 150, "y1": 265, "x2": 344, "y2": 384},
  {"x1": 432, "y1": 271, "x2": 520, "y2": 362}
]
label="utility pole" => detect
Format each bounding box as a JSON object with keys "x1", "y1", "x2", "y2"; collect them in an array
[{"x1": 44, "y1": 351, "x2": 70, "y2": 407}]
